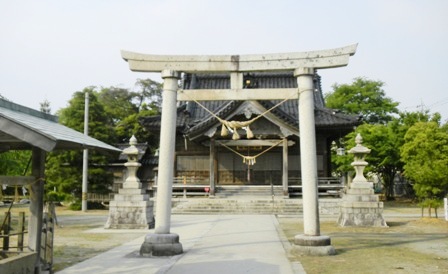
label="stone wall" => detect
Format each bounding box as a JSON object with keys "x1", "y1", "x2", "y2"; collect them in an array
[{"x1": 0, "y1": 251, "x2": 36, "y2": 274}]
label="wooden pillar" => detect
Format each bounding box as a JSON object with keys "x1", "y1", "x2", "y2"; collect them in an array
[
  {"x1": 282, "y1": 138, "x2": 289, "y2": 197},
  {"x1": 209, "y1": 138, "x2": 216, "y2": 196},
  {"x1": 29, "y1": 147, "x2": 46, "y2": 274}
]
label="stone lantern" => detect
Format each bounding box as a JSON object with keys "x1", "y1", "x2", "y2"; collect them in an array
[
  {"x1": 122, "y1": 135, "x2": 142, "y2": 189},
  {"x1": 337, "y1": 133, "x2": 386, "y2": 227},
  {"x1": 105, "y1": 135, "x2": 154, "y2": 229},
  {"x1": 348, "y1": 133, "x2": 372, "y2": 188}
]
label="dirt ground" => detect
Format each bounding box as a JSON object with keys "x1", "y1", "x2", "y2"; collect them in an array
[
  {"x1": 279, "y1": 202, "x2": 448, "y2": 274},
  {"x1": 2, "y1": 202, "x2": 447, "y2": 273},
  {"x1": 51, "y1": 208, "x2": 148, "y2": 272}
]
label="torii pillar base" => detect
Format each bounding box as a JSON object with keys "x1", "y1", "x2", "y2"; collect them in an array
[
  {"x1": 140, "y1": 233, "x2": 183, "y2": 257},
  {"x1": 292, "y1": 235, "x2": 336, "y2": 256}
]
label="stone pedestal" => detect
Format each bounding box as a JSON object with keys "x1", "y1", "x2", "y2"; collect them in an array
[
  {"x1": 337, "y1": 187, "x2": 387, "y2": 227},
  {"x1": 105, "y1": 188, "x2": 154, "y2": 229},
  {"x1": 105, "y1": 136, "x2": 154, "y2": 229}
]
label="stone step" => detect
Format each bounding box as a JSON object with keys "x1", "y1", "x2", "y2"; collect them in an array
[
  {"x1": 156, "y1": 198, "x2": 341, "y2": 215},
  {"x1": 171, "y1": 198, "x2": 303, "y2": 214},
  {"x1": 215, "y1": 186, "x2": 285, "y2": 198}
]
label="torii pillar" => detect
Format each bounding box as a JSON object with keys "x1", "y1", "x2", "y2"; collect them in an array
[
  {"x1": 121, "y1": 44, "x2": 357, "y2": 256},
  {"x1": 293, "y1": 68, "x2": 335, "y2": 255},
  {"x1": 140, "y1": 70, "x2": 183, "y2": 256}
]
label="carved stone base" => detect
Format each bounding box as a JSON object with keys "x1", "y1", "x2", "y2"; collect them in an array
[
  {"x1": 293, "y1": 235, "x2": 336, "y2": 256},
  {"x1": 140, "y1": 233, "x2": 183, "y2": 256},
  {"x1": 338, "y1": 188, "x2": 387, "y2": 227},
  {"x1": 105, "y1": 188, "x2": 154, "y2": 229}
]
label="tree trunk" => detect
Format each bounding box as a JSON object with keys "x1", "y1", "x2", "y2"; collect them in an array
[{"x1": 383, "y1": 170, "x2": 395, "y2": 201}]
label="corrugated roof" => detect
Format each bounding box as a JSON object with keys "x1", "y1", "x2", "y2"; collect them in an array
[{"x1": 0, "y1": 99, "x2": 121, "y2": 152}]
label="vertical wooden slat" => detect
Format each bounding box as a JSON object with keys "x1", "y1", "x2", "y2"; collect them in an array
[
  {"x1": 3, "y1": 212, "x2": 11, "y2": 250},
  {"x1": 18, "y1": 212, "x2": 25, "y2": 251}
]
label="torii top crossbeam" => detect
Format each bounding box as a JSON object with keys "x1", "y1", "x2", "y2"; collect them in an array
[
  {"x1": 121, "y1": 44, "x2": 357, "y2": 101},
  {"x1": 121, "y1": 44, "x2": 357, "y2": 73}
]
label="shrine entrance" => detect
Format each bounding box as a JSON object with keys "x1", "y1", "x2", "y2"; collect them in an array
[{"x1": 121, "y1": 44, "x2": 357, "y2": 256}]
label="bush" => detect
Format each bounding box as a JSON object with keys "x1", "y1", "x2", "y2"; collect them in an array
[
  {"x1": 68, "y1": 200, "x2": 106, "y2": 211},
  {"x1": 46, "y1": 191, "x2": 69, "y2": 203}
]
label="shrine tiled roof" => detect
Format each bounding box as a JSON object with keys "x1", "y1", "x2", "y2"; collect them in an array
[{"x1": 139, "y1": 72, "x2": 360, "y2": 137}]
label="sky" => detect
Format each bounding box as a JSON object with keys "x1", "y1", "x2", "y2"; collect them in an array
[{"x1": 1, "y1": 0, "x2": 447, "y2": 121}]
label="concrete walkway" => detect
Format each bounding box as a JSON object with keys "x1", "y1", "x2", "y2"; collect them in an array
[{"x1": 57, "y1": 215, "x2": 305, "y2": 274}]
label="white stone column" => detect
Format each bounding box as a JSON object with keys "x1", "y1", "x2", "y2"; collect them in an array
[
  {"x1": 293, "y1": 68, "x2": 335, "y2": 255},
  {"x1": 154, "y1": 69, "x2": 180, "y2": 234},
  {"x1": 295, "y1": 68, "x2": 320, "y2": 236}
]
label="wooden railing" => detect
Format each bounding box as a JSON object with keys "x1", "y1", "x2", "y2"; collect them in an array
[
  {"x1": 152, "y1": 176, "x2": 210, "y2": 198},
  {"x1": 86, "y1": 193, "x2": 115, "y2": 203},
  {"x1": 1, "y1": 210, "x2": 27, "y2": 252},
  {"x1": 151, "y1": 176, "x2": 344, "y2": 198},
  {"x1": 288, "y1": 177, "x2": 344, "y2": 197}
]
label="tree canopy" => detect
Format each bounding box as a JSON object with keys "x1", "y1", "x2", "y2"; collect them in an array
[
  {"x1": 44, "y1": 79, "x2": 162, "y2": 201},
  {"x1": 401, "y1": 121, "x2": 448, "y2": 200},
  {"x1": 325, "y1": 78, "x2": 399, "y2": 124}
]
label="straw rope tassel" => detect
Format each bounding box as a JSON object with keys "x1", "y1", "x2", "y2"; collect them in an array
[
  {"x1": 221, "y1": 125, "x2": 229, "y2": 137},
  {"x1": 246, "y1": 126, "x2": 254, "y2": 139},
  {"x1": 185, "y1": 92, "x2": 297, "y2": 140},
  {"x1": 218, "y1": 139, "x2": 283, "y2": 166}
]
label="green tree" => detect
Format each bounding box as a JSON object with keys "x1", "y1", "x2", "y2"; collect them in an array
[
  {"x1": 325, "y1": 78, "x2": 399, "y2": 124},
  {"x1": 401, "y1": 121, "x2": 448, "y2": 217},
  {"x1": 45, "y1": 88, "x2": 116, "y2": 198},
  {"x1": 333, "y1": 110, "x2": 440, "y2": 200},
  {"x1": 98, "y1": 78, "x2": 162, "y2": 147},
  {"x1": 45, "y1": 78, "x2": 162, "y2": 201}
]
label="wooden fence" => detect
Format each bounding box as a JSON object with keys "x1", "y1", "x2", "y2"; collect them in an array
[{"x1": 0, "y1": 210, "x2": 27, "y2": 252}]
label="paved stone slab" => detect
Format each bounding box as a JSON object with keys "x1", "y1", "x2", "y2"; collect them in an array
[{"x1": 57, "y1": 215, "x2": 304, "y2": 274}]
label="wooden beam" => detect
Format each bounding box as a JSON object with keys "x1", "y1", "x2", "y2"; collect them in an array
[
  {"x1": 205, "y1": 139, "x2": 295, "y2": 147},
  {"x1": 0, "y1": 176, "x2": 35, "y2": 186}
]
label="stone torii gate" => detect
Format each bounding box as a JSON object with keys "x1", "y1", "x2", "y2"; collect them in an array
[{"x1": 121, "y1": 44, "x2": 357, "y2": 256}]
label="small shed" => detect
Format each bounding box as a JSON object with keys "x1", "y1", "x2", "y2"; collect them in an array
[{"x1": 0, "y1": 98, "x2": 120, "y2": 273}]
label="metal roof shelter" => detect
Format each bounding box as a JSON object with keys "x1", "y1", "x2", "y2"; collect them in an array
[
  {"x1": 0, "y1": 99, "x2": 120, "y2": 152},
  {"x1": 0, "y1": 98, "x2": 120, "y2": 273}
]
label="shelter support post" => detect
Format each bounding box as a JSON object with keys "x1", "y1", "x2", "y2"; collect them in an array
[
  {"x1": 292, "y1": 68, "x2": 335, "y2": 255},
  {"x1": 140, "y1": 70, "x2": 183, "y2": 256},
  {"x1": 282, "y1": 138, "x2": 289, "y2": 197},
  {"x1": 29, "y1": 147, "x2": 46, "y2": 273}
]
